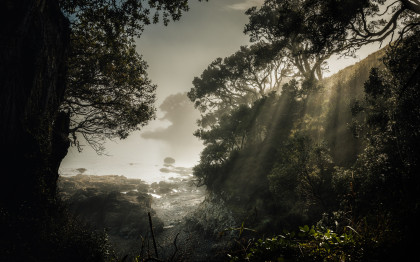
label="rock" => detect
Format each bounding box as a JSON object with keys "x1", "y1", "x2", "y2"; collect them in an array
[
  {"x1": 150, "y1": 181, "x2": 178, "y2": 195},
  {"x1": 59, "y1": 174, "x2": 163, "y2": 242},
  {"x1": 163, "y1": 157, "x2": 175, "y2": 166}
]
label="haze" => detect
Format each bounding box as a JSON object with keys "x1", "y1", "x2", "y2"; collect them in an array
[{"x1": 59, "y1": 0, "x2": 376, "y2": 182}]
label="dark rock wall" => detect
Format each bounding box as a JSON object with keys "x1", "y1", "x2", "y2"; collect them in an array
[{"x1": 0, "y1": 0, "x2": 69, "y2": 207}]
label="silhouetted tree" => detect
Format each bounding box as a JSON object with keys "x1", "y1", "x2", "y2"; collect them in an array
[
  {"x1": 0, "y1": 1, "x2": 208, "y2": 261},
  {"x1": 296, "y1": 0, "x2": 419, "y2": 53},
  {"x1": 245, "y1": 0, "x2": 419, "y2": 82},
  {"x1": 188, "y1": 43, "x2": 291, "y2": 128},
  {"x1": 244, "y1": 0, "x2": 345, "y2": 80},
  {"x1": 62, "y1": 22, "x2": 156, "y2": 153},
  {"x1": 59, "y1": 0, "x2": 207, "y2": 153}
]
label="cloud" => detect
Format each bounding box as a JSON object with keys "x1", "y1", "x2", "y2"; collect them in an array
[
  {"x1": 141, "y1": 92, "x2": 200, "y2": 145},
  {"x1": 226, "y1": 0, "x2": 264, "y2": 11},
  {"x1": 141, "y1": 92, "x2": 203, "y2": 165}
]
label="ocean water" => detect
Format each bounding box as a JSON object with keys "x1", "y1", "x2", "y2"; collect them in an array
[{"x1": 59, "y1": 161, "x2": 193, "y2": 184}]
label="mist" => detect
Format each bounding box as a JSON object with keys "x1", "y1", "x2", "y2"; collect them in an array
[{"x1": 2, "y1": 0, "x2": 419, "y2": 261}]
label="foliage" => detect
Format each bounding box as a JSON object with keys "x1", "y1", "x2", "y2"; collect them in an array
[
  {"x1": 63, "y1": 21, "x2": 156, "y2": 152},
  {"x1": 268, "y1": 136, "x2": 338, "y2": 226},
  {"x1": 244, "y1": 0, "x2": 419, "y2": 82},
  {"x1": 191, "y1": 77, "x2": 338, "y2": 234},
  {"x1": 244, "y1": 0, "x2": 345, "y2": 80},
  {"x1": 192, "y1": 95, "x2": 271, "y2": 188},
  {"x1": 59, "y1": 0, "x2": 206, "y2": 37},
  {"x1": 192, "y1": 12, "x2": 420, "y2": 259},
  {"x1": 348, "y1": 32, "x2": 420, "y2": 231},
  {"x1": 188, "y1": 43, "x2": 291, "y2": 128},
  {"x1": 58, "y1": 0, "x2": 207, "y2": 152},
  {"x1": 229, "y1": 225, "x2": 365, "y2": 262},
  {"x1": 304, "y1": 0, "x2": 420, "y2": 49},
  {"x1": 192, "y1": 88, "x2": 299, "y2": 191}
]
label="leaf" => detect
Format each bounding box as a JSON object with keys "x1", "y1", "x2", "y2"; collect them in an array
[{"x1": 309, "y1": 227, "x2": 316, "y2": 235}]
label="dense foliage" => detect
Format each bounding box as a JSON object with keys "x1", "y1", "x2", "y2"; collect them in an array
[
  {"x1": 229, "y1": 225, "x2": 367, "y2": 261},
  {"x1": 3, "y1": 0, "x2": 419, "y2": 261},
  {"x1": 188, "y1": 43, "x2": 291, "y2": 130},
  {"x1": 245, "y1": 0, "x2": 338, "y2": 80},
  {"x1": 189, "y1": 1, "x2": 420, "y2": 260},
  {"x1": 1, "y1": 1, "x2": 206, "y2": 261}
]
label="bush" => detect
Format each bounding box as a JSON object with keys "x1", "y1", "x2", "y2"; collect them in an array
[{"x1": 229, "y1": 225, "x2": 366, "y2": 262}]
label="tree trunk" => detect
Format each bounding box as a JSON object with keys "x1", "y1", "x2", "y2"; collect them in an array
[{"x1": 0, "y1": 0, "x2": 69, "y2": 209}]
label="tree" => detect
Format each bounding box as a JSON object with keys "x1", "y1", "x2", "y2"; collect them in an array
[
  {"x1": 245, "y1": 0, "x2": 419, "y2": 82},
  {"x1": 188, "y1": 43, "x2": 291, "y2": 128},
  {"x1": 268, "y1": 134, "x2": 337, "y2": 226},
  {"x1": 295, "y1": 0, "x2": 419, "y2": 54},
  {"x1": 62, "y1": 18, "x2": 156, "y2": 153},
  {"x1": 0, "y1": 0, "x2": 70, "y2": 204},
  {"x1": 59, "y1": 0, "x2": 204, "y2": 37},
  {"x1": 0, "y1": 1, "x2": 210, "y2": 260},
  {"x1": 338, "y1": 33, "x2": 420, "y2": 256},
  {"x1": 192, "y1": 79, "x2": 303, "y2": 193},
  {"x1": 59, "y1": 0, "x2": 206, "y2": 153},
  {"x1": 343, "y1": 1, "x2": 417, "y2": 44},
  {"x1": 356, "y1": 36, "x2": 420, "y2": 205},
  {"x1": 192, "y1": 93, "x2": 281, "y2": 189},
  {"x1": 244, "y1": 0, "x2": 346, "y2": 81}
]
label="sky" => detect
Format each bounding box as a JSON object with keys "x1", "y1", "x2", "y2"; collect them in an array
[{"x1": 59, "y1": 0, "x2": 377, "y2": 182}]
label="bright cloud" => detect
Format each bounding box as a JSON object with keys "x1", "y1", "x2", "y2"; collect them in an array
[{"x1": 226, "y1": 0, "x2": 264, "y2": 11}]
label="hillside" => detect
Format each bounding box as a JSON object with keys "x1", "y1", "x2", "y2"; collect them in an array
[{"x1": 323, "y1": 47, "x2": 387, "y2": 89}]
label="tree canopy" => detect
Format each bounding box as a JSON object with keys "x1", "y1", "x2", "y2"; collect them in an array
[
  {"x1": 59, "y1": 0, "x2": 203, "y2": 37},
  {"x1": 188, "y1": 43, "x2": 291, "y2": 128},
  {"x1": 189, "y1": 1, "x2": 420, "y2": 259},
  {"x1": 244, "y1": 0, "x2": 419, "y2": 81},
  {"x1": 58, "y1": 0, "x2": 206, "y2": 152},
  {"x1": 61, "y1": 15, "x2": 156, "y2": 152},
  {"x1": 308, "y1": 0, "x2": 420, "y2": 48},
  {"x1": 244, "y1": 0, "x2": 343, "y2": 80}
]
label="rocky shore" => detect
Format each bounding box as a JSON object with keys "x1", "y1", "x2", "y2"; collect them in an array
[{"x1": 58, "y1": 167, "x2": 238, "y2": 261}]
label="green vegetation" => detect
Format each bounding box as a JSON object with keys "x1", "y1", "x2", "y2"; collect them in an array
[
  {"x1": 2, "y1": 0, "x2": 419, "y2": 261},
  {"x1": 228, "y1": 225, "x2": 366, "y2": 262},
  {"x1": 188, "y1": 0, "x2": 420, "y2": 260}
]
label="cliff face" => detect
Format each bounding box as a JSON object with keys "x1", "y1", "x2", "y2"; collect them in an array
[{"x1": 0, "y1": 0, "x2": 69, "y2": 207}]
